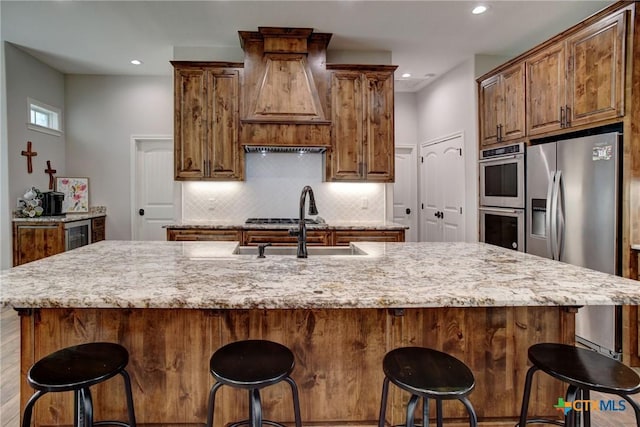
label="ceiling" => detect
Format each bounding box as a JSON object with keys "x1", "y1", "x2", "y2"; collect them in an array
[{"x1": 1, "y1": 0, "x2": 613, "y2": 92}]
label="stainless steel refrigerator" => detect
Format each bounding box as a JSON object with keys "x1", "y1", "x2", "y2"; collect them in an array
[{"x1": 526, "y1": 131, "x2": 621, "y2": 359}]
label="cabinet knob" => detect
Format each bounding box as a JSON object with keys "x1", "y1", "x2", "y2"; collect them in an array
[
  {"x1": 138, "y1": 209, "x2": 145, "y2": 216},
  {"x1": 406, "y1": 208, "x2": 411, "y2": 215}
]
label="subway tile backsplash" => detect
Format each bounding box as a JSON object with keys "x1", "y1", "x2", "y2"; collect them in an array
[{"x1": 182, "y1": 153, "x2": 386, "y2": 221}]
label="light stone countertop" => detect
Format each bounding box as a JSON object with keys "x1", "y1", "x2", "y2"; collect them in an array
[
  {"x1": 12, "y1": 206, "x2": 107, "y2": 223},
  {"x1": 164, "y1": 220, "x2": 408, "y2": 230},
  {"x1": 1, "y1": 241, "x2": 640, "y2": 309}
]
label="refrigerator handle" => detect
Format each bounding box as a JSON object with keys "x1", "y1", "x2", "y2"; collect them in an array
[
  {"x1": 555, "y1": 170, "x2": 565, "y2": 260},
  {"x1": 547, "y1": 171, "x2": 557, "y2": 259}
]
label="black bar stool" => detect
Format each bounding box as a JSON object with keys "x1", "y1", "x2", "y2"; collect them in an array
[
  {"x1": 518, "y1": 342, "x2": 640, "y2": 427},
  {"x1": 205, "y1": 339, "x2": 302, "y2": 427},
  {"x1": 22, "y1": 342, "x2": 137, "y2": 427},
  {"x1": 378, "y1": 347, "x2": 478, "y2": 427}
]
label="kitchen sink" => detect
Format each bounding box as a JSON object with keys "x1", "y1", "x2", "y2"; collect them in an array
[{"x1": 233, "y1": 245, "x2": 367, "y2": 256}]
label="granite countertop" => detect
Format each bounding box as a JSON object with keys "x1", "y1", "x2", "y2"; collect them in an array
[
  {"x1": 1, "y1": 241, "x2": 639, "y2": 310},
  {"x1": 12, "y1": 206, "x2": 107, "y2": 223},
  {"x1": 165, "y1": 220, "x2": 408, "y2": 230}
]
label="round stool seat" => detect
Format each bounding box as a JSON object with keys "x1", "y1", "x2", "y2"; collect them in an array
[
  {"x1": 27, "y1": 342, "x2": 129, "y2": 393},
  {"x1": 529, "y1": 343, "x2": 640, "y2": 394},
  {"x1": 209, "y1": 340, "x2": 294, "y2": 389},
  {"x1": 383, "y1": 347, "x2": 475, "y2": 399}
]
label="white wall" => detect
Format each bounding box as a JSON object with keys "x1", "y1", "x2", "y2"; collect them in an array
[
  {"x1": 1, "y1": 41, "x2": 9, "y2": 269},
  {"x1": 394, "y1": 92, "x2": 418, "y2": 146},
  {"x1": 4, "y1": 43, "x2": 66, "y2": 268},
  {"x1": 415, "y1": 58, "x2": 478, "y2": 242},
  {"x1": 65, "y1": 75, "x2": 173, "y2": 239}
]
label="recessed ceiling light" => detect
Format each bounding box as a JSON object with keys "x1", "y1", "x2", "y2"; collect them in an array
[
  {"x1": 130, "y1": 59, "x2": 143, "y2": 65},
  {"x1": 472, "y1": 5, "x2": 487, "y2": 15},
  {"x1": 401, "y1": 73, "x2": 412, "y2": 78}
]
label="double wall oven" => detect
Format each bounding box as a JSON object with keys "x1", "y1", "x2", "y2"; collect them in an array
[{"x1": 479, "y1": 142, "x2": 525, "y2": 252}]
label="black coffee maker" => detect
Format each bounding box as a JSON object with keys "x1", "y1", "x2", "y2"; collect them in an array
[{"x1": 42, "y1": 191, "x2": 65, "y2": 216}]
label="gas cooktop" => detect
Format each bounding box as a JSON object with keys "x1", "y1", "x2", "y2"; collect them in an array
[{"x1": 245, "y1": 218, "x2": 321, "y2": 225}]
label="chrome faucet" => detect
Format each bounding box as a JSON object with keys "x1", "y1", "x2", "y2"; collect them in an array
[{"x1": 290, "y1": 185, "x2": 318, "y2": 258}]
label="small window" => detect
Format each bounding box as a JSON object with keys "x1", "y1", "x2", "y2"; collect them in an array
[{"x1": 27, "y1": 98, "x2": 62, "y2": 136}]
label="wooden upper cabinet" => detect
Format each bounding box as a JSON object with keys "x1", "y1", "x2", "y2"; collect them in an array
[
  {"x1": 479, "y1": 62, "x2": 525, "y2": 147},
  {"x1": 527, "y1": 9, "x2": 626, "y2": 136},
  {"x1": 173, "y1": 62, "x2": 244, "y2": 180},
  {"x1": 364, "y1": 71, "x2": 395, "y2": 181},
  {"x1": 328, "y1": 67, "x2": 395, "y2": 182},
  {"x1": 329, "y1": 71, "x2": 364, "y2": 180},
  {"x1": 565, "y1": 9, "x2": 626, "y2": 128},
  {"x1": 527, "y1": 42, "x2": 567, "y2": 136}
]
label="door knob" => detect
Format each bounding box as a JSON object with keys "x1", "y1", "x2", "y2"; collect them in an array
[
  {"x1": 138, "y1": 209, "x2": 145, "y2": 216},
  {"x1": 406, "y1": 208, "x2": 411, "y2": 215}
]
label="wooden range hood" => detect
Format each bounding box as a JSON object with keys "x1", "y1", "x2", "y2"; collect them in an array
[{"x1": 239, "y1": 27, "x2": 333, "y2": 148}]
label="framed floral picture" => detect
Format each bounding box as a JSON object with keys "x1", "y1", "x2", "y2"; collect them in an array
[{"x1": 56, "y1": 177, "x2": 89, "y2": 213}]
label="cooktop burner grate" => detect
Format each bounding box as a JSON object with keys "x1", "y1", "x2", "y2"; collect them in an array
[{"x1": 245, "y1": 218, "x2": 321, "y2": 225}]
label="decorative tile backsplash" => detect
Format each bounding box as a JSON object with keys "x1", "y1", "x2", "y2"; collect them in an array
[{"x1": 182, "y1": 153, "x2": 387, "y2": 221}]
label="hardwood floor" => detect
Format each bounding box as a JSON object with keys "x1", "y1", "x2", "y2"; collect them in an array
[
  {"x1": 1, "y1": 307, "x2": 20, "y2": 427},
  {"x1": 1, "y1": 306, "x2": 639, "y2": 426}
]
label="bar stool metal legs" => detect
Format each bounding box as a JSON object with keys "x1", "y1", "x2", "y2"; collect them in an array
[
  {"x1": 206, "y1": 340, "x2": 302, "y2": 427},
  {"x1": 378, "y1": 347, "x2": 477, "y2": 427}
]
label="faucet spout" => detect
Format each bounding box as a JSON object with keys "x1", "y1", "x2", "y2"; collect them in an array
[{"x1": 297, "y1": 186, "x2": 318, "y2": 258}]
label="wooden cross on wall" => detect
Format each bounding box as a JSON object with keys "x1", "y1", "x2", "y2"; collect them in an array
[
  {"x1": 45, "y1": 160, "x2": 57, "y2": 190},
  {"x1": 21, "y1": 141, "x2": 37, "y2": 174}
]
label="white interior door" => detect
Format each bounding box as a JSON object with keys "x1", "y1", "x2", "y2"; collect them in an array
[
  {"x1": 420, "y1": 133, "x2": 465, "y2": 242},
  {"x1": 393, "y1": 146, "x2": 418, "y2": 241},
  {"x1": 132, "y1": 137, "x2": 180, "y2": 241}
]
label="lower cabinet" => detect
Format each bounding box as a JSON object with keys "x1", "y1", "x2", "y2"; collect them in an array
[
  {"x1": 91, "y1": 217, "x2": 106, "y2": 243},
  {"x1": 167, "y1": 229, "x2": 242, "y2": 241},
  {"x1": 13, "y1": 223, "x2": 65, "y2": 266},
  {"x1": 166, "y1": 227, "x2": 406, "y2": 245},
  {"x1": 333, "y1": 229, "x2": 405, "y2": 245},
  {"x1": 243, "y1": 230, "x2": 332, "y2": 246},
  {"x1": 13, "y1": 216, "x2": 108, "y2": 267}
]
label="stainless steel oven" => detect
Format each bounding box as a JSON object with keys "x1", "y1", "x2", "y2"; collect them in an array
[
  {"x1": 65, "y1": 219, "x2": 92, "y2": 251},
  {"x1": 479, "y1": 142, "x2": 525, "y2": 208},
  {"x1": 479, "y1": 207, "x2": 525, "y2": 252}
]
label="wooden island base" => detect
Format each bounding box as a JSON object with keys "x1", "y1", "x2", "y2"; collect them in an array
[{"x1": 19, "y1": 307, "x2": 574, "y2": 427}]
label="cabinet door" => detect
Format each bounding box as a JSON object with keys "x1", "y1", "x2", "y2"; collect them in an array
[
  {"x1": 91, "y1": 217, "x2": 106, "y2": 243},
  {"x1": 566, "y1": 10, "x2": 626, "y2": 128},
  {"x1": 166, "y1": 229, "x2": 241, "y2": 241},
  {"x1": 13, "y1": 224, "x2": 65, "y2": 266},
  {"x1": 243, "y1": 230, "x2": 332, "y2": 246},
  {"x1": 208, "y1": 69, "x2": 243, "y2": 180},
  {"x1": 174, "y1": 67, "x2": 207, "y2": 179},
  {"x1": 479, "y1": 75, "x2": 501, "y2": 147},
  {"x1": 364, "y1": 71, "x2": 395, "y2": 182},
  {"x1": 527, "y1": 42, "x2": 566, "y2": 136},
  {"x1": 329, "y1": 71, "x2": 364, "y2": 180},
  {"x1": 333, "y1": 230, "x2": 405, "y2": 246},
  {"x1": 501, "y1": 63, "x2": 526, "y2": 142}
]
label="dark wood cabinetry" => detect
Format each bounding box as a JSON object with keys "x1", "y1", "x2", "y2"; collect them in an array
[
  {"x1": 333, "y1": 229, "x2": 405, "y2": 245},
  {"x1": 172, "y1": 62, "x2": 244, "y2": 180},
  {"x1": 527, "y1": 9, "x2": 626, "y2": 136},
  {"x1": 166, "y1": 229, "x2": 242, "y2": 242},
  {"x1": 243, "y1": 229, "x2": 332, "y2": 246},
  {"x1": 327, "y1": 66, "x2": 396, "y2": 181},
  {"x1": 166, "y1": 227, "x2": 405, "y2": 246},
  {"x1": 12, "y1": 223, "x2": 65, "y2": 266},
  {"x1": 13, "y1": 216, "x2": 107, "y2": 266},
  {"x1": 479, "y1": 63, "x2": 525, "y2": 147},
  {"x1": 91, "y1": 217, "x2": 106, "y2": 243}
]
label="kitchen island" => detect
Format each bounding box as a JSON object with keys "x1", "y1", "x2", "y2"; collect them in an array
[{"x1": 2, "y1": 240, "x2": 640, "y2": 427}]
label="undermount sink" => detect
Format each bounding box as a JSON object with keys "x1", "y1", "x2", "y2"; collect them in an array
[{"x1": 233, "y1": 245, "x2": 367, "y2": 256}]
